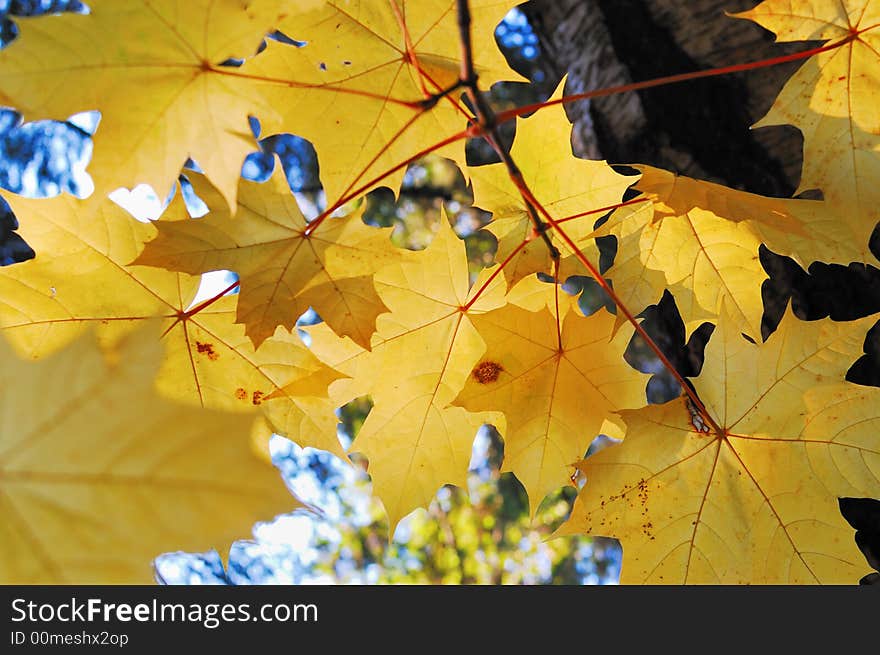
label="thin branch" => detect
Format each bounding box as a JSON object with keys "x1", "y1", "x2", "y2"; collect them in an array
[
  {"x1": 419, "y1": 79, "x2": 465, "y2": 111},
  {"x1": 543, "y1": 215, "x2": 725, "y2": 435},
  {"x1": 456, "y1": 0, "x2": 559, "y2": 260},
  {"x1": 453, "y1": 0, "x2": 722, "y2": 432}
]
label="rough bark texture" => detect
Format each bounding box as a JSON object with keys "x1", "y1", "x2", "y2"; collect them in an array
[
  {"x1": 520, "y1": 0, "x2": 880, "y2": 385},
  {"x1": 521, "y1": 0, "x2": 806, "y2": 196}
]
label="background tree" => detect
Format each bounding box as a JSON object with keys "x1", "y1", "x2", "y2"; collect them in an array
[{"x1": 521, "y1": 0, "x2": 880, "y2": 381}]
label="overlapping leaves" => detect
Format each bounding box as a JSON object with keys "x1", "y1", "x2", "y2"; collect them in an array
[
  {"x1": 0, "y1": 0, "x2": 878, "y2": 585},
  {"x1": 134, "y1": 166, "x2": 399, "y2": 350},
  {"x1": 558, "y1": 308, "x2": 880, "y2": 583},
  {"x1": 737, "y1": 0, "x2": 880, "y2": 262},
  {"x1": 0, "y1": 326, "x2": 295, "y2": 583}
]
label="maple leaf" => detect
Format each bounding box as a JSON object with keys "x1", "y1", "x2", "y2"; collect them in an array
[
  {"x1": 134, "y1": 165, "x2": 399, "y2": 350},
  {"x1": 557, "y1": 307, "x2": 880, "y2": 583},
  {"x1": 0, "y1": 326, "x2": 296, "y2": 584},
  {"x1": 0, "y1": 190, "x2": 347, "y2": 459},
  {"x1": 594, "y1": 166, "x2": 809, "y2": 338},
  {"x1": 242, "y1": 0, "x2": 520, "y2": 203},
  {"x1": 286, "y1": 216, "x2": 507, "y2": 529},
  {"x1": 4, "y1": 0, "x2": 878, "y2": 588},
  {"x1": 453, "y1": 297, "x2": 648, "y2": 515},
  {"x1": 0, "y1": 0, "x2": 295, "y2": 209},
  {"x1": 470, "y1": 81, "x2": 633, "y2": 287},
  {"x1": 736, "y1": 0, "x2": 880, "y2": 262}
]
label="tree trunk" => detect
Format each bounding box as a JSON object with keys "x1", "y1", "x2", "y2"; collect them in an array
[
  {"x1": 519, "y1": 0, "x2": 880, "y2": 385},
  {"x1": 520, "y1": 0, "x2": 806, "y2": 197}
]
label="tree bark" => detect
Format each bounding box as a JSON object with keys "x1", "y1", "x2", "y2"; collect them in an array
[
  {"x1": 519, "y1": 0, "x2": 880, "y2": 385},
  {"x1": 520, "y1": 0, "x2": 806, "y2": 197}
]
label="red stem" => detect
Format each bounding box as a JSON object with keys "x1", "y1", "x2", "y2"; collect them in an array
[
  {"x1": 553, "y1": 258, "x2": 562, "y2": 351},
  {"x1": 461, "y1": 238, "x2": 529, "y2": 312},
  {"x1": 495, "y1": 36, "x2": 856, "y2": 124},
  {"x1": 162, "y1": 279, "x2": 241, "y2": 334},
  {"x1": 556, "y1": 197, "x2": 647, "y2": 225},
  {"x1": 388, "y1": 0, "x2": 431, "y2": 98},
  {"x1": 186, "y1": 279, "x2": 241, "y2": 316},
  {"x1": 304, "y1": 128, "x2": 470, "y2": 235},
  {"x1": 549, "y1": 211, "x2": 725, "y2": 433},
  {"x1": 452, "y1": 0, "x2": 727, "y2": 431}
]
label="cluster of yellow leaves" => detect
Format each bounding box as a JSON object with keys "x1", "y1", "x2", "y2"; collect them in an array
[
  {"x1": 0, "y1": 0, "x2": 529, "y2": 583},
  {"x1": 0, "y1": 0, "x2": 878, "y2": 584},
  {"x1": 560, "y1": 0, "x2": 880, "y2": 582},
  {"x1": 0, "y1": 326, "x2": 295, "y2": 583},
  {"x1": 0, "y1": 0, "x2": 516, "y2": 209},
  {"x1": 737, "y1": 0, "x2": 880, "y2": 262},
  {"x1": 559, "y1": 306, "x2": 880, "y2": 583}
]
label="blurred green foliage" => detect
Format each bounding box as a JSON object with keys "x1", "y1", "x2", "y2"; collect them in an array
[{"x1": 304, "y1": 399, "x2": 621, "y2": 585}]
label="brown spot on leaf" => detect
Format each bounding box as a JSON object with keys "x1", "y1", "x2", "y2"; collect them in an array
[
  {"x1": 252, "y1": 391, "x2": 264, "y2": 406},
  {"x1": 234, "y1": 388, "x2": 247, "y2": 400},
  {"x1": 472, "y1": 361, "x2": 503, "y2": 384},
  {"x1": 637, "y1": 478, "x2": 650, "y2": 519},
  {"x1": 195, "y1": 341, "x2": 219, "y2": 361}
]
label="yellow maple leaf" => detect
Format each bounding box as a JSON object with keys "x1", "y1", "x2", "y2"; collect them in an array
[
  {"x1": 558, "y1": 307, "x2": 880, "y2": 583},
  {"x1": 470, "y1": 80, "x2": 633, "y2": 287},
  {"x1": 453, "y1": 296, "x2": 648, "y2": 515},
  {"x1": 134, "y1": 166, "x2": 398, "y2": 350},
  {"x1": 0, "y1": 326, "x2": 296, "y2": 583},
  {"x1": 505, "y1": 273, "x2": 580, "y2": 315},
  {"x1": 736, "y1": 0, "x2": 880, "y2": 262},
  {"x1": 284, "y1": 216, "x2": 507, "y2": 529},
  {"x1": 0, "y1": 0, "x2": 296, "y2": 209},
  {"x1": 243, "y1": 0, "x2": 520, "y2": 203},
  {"x1": 594, "y1": 166, "x2": 806, "y2": 338},
  {"x1": 0, "y1": 191, "x2": 347, "y2": 459}
]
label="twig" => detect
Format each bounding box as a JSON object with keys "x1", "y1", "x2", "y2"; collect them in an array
[{"x1": 455, "y1": 0, "x2": 559, "y2": 261}]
